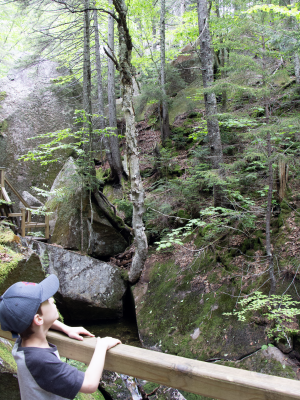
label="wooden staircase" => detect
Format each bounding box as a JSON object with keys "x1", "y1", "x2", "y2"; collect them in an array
[{"x1": 0, "y1": 167, "x2": 49, "y2": 239}]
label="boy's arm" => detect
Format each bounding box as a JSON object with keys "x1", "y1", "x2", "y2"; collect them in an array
[
  {"x1": 80, "y1": 337, "x2": 121, "y2": 394},
  {"x1": 50, "y1": 320, "x2": 94, "y2": 340}
]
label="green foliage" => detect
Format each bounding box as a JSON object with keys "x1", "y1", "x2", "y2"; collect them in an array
[
  {"x1": 19, "y1": 110, "x2": 120, "y2": 193},
  {"x1": 115, "y1": 199, "x2": 133, "y2": 226},
  {"x1": 156, "y1": 205, "x2": 256, "y2": 251},
  {"x1": 224, "y1": 292, "x2": 300, "y2": 341}
]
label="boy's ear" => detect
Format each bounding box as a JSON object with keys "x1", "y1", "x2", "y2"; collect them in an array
[{"x1": 32, "y1": 313, "x2": 44, "y2": 327}]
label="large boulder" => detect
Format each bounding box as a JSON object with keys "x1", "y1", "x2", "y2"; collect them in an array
[
  {"x1": 0, "y1": 60, "x2": 81, "y2": 209},
  {"x1": 46, "y1": 158, "x2": 128, "y2": 258},
  {"x1": 27, "y1": 240, "x2": 127, "y2": 320}
]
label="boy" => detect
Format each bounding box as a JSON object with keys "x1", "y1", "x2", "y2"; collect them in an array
[{"x1": 0, "y1": 274, "x2": 121, "y2": 399}]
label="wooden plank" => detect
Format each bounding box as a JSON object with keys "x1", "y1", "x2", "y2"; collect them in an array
[
  {"x1": 4, "y1": 178, "x2": 30, "y2": 208},
  {"x1": 8, "y1": 213, "x2": 22, "y2": 217},
  {"x1": 0, "y1": 329, "x2": 300, "y2": 400},
  {"x1": 25, "y1": 222, "x2": 47, "y2": 228}
]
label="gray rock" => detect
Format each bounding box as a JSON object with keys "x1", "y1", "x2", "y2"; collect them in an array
[
  {"x1": 19, "y1": 191, "x2": 44, "y2": 209},
  {"x1": 45, "y1": 158, "x2": 128, "y2": 258},
  {"x1": 28, "y1": 240, "x2": 127, "y2": 320}
]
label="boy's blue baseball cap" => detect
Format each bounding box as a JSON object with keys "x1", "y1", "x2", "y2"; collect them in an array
[{"x1": 0, "y1": 274, "x2": 59, "y2": 338}]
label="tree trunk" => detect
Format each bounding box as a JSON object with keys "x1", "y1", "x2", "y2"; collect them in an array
[
  {"x1": 83, "y1": 0, "x2": 93, "y2": 156},
  {"x1": 261, "y1": 36, "x2": 276, "y2": 295},
  {"x1": 266, "y1": 130, "x2": 276, "y2": 295},
  {"x1": 107, "y1": 0, "x2": 124, "y2": 184},
  {"x1": 160, "y1": 0, "x2": 171, "y2": 144},
  {"x1": 294, "y1": 52, "x2": 300, "y2": 85},
  {"x1": 113, "y1": 0, "x2": 148, "y2": 283},
  {"x1": 93, "y1": 6, "x2": 119, "y2": 182},
  {"x1": 197, "y1": 0, "x2": 224, "y2": 207},
  {"x1": 277, "y1": 158, "x2": 289, "y2": 202}
]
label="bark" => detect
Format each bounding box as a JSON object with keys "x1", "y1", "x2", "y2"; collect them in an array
[
  {"x1": 113, "y1": 0, "x2": 148, "y2": 283},
  {"x1": 294, "y1": 52, "x2": 300, "y2": 85},
  {"x1": 277, "y1": 159, "x2": 289, "y2": 202},
  {"x1": 180, "y1": 0, "x2": 186, "y2": 18},
  {"x1": 160, "y1": 0, "x2": 171, "y2": 144},
  {"x1": 197, "y1": 0, "x2": 224, "y2": 207}
]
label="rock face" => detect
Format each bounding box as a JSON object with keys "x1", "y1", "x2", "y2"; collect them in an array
[
  {"x1": 46, "y1": 158, "x2": 128, "y2": 258},
  {"x1": 0, "y1": 60, "x2": 81, "y2": 209},
  {"x1": 28, "y1": 240, "x2": 127, "y2": 320}
]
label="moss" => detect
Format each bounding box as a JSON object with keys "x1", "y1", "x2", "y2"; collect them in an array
[
  {"x1": 0, "y1": 225, "x2": 16, "y2": 244},
  {"x1": 0, "y1": 119, "x2": 8, "y2": 133},
  {"x1": 0, "y1": 339, "x2": 17, "y2": 373},
  {"x1": 240, "y1": 237, "x2": 263, "y2": 254},
  {"x1": 0, "y1": 244, "x2": 23, "y2": 286},
  {"x1": 0, "y1": 91, "x2": 7, "y2": 102}
]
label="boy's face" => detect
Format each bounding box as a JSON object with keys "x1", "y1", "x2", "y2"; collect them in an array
[{"x1": 40, "y1": 297, "x2": 59, "y2": 326}]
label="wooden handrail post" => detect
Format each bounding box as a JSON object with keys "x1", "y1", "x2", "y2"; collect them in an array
[
  {"x1": 21, "y1": 208, "x2": 26, "y2": 237},
  {"x1": 27, "y1": 209, "x2": 31, "y2": 234}
]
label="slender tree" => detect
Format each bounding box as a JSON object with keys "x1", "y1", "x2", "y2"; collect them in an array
[
  {"x1": 197, "y1": 0, "x2": 224, "y2": 207},
  {"x1": 160, "y1": 0, "x2": 171, "y2": 144}
]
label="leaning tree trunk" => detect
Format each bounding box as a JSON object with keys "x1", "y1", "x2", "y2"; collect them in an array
[
  {"x1": 160, "y1": 0, "x2": 171, "y2": 144},
  {"x1": 197, "y1": 0, "x2": 224, "y2": 207},
  {"x1": 113, "y1": 0, "x2": 148, "y2": 283}
]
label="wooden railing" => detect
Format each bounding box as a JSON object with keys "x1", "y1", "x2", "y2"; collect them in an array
[
  {"x1": 0, "y1": 168, "x2": 49, "y2": 239},
  {"x1": 1, "y1": 328, "x2": 300, "y2": 400}
]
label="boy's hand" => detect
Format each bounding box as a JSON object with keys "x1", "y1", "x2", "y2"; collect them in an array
[
  {"x1": 66, "y1": 326, "x2": 95, "y2": 341},
  {"x1": 97, "y1": 336, "x2": 121, "y2": 350}
]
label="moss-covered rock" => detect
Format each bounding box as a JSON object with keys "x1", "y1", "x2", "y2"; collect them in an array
[
  {"x1": 219, "y1": 346, "x2": 298, "y2": 380},
  {"x1": 0, "y1": 338, "x2": 20, "y2": 400},
  {"x1": 0, "y1": 226, "x2": 45, "y2": 294},
  {"x1": 132, "y1": 252, "x2": 267, "y2": 362}
]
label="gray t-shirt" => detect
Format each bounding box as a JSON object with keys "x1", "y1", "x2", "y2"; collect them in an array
[{"x1": 12, "y1": 337, "x2": 85, "y2": 400}]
